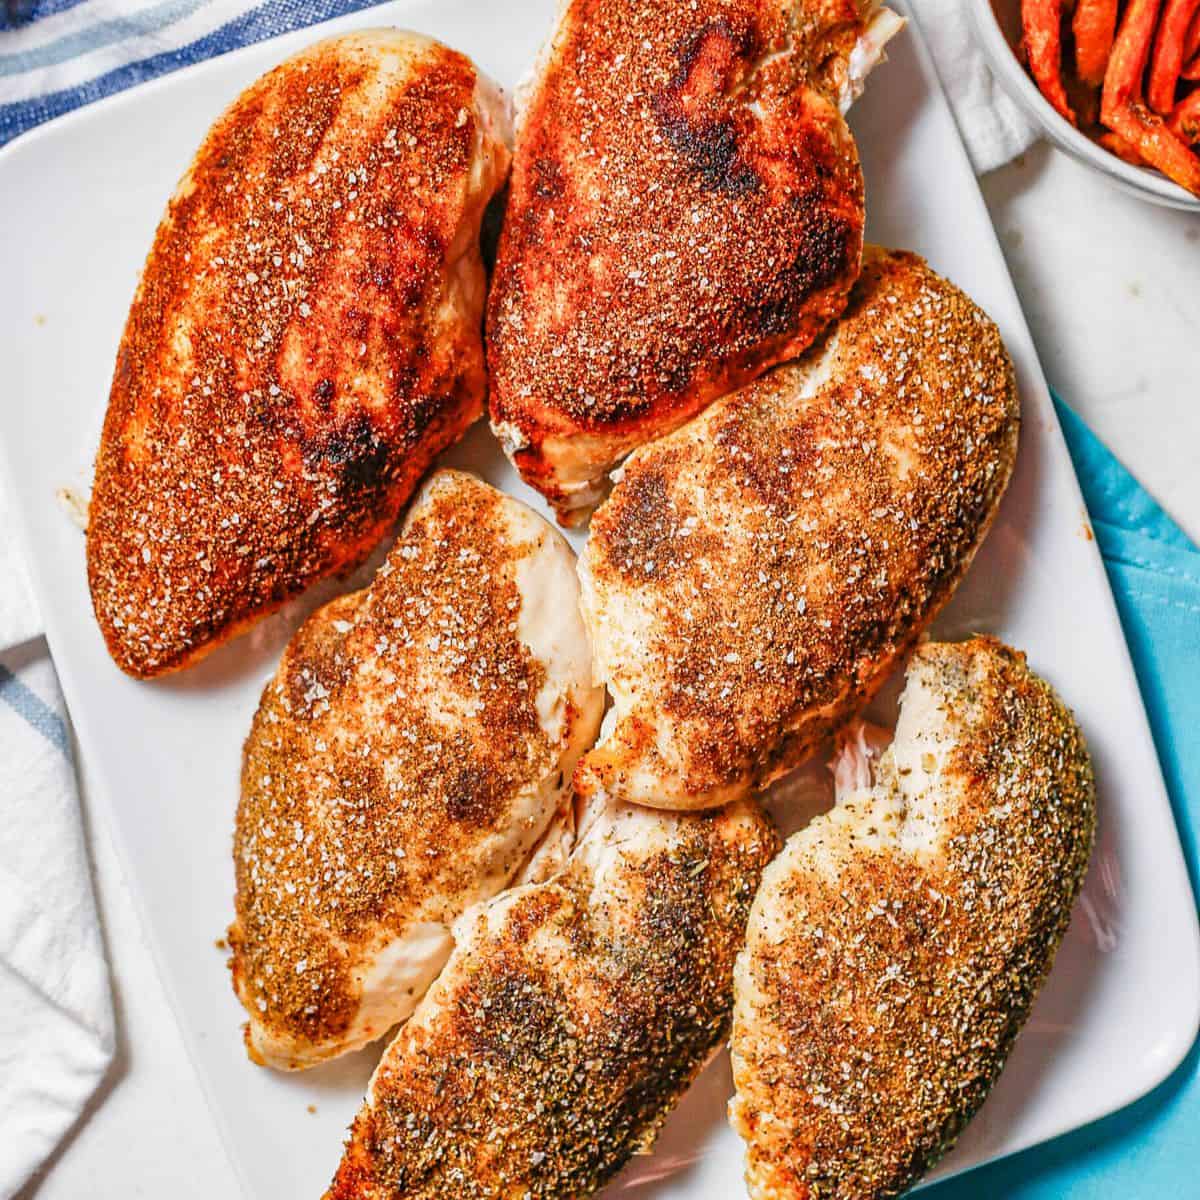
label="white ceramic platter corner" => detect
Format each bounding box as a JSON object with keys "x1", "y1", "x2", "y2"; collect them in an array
[{"x1": 0, "y1": 2, "x2": 1196, "y2": 1196}]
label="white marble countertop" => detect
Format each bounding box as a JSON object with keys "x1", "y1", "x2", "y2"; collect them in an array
[{"x1": 16, "y1": 142, "x2": 1200, "y2": 1200}]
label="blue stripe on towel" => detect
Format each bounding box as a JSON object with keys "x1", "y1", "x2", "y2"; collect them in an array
[
  {"x1": 0, "y1": 0, "x2": 90, "y2": 31},
  {"x1": 0, "y1": 0, "x2": 382, "y2": 145},
  {"x1": 0, "y1": 664, "x2": 70, "y2": 755},
  {"x1": 0, "y1": 0, "x2": 208, "y2": 77}
]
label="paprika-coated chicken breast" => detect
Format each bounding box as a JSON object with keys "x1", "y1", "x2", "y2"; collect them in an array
[
  {"x1": 488, "y1": 0, "x2": 904, "y2": 523},
  {"x1": 575, "y1": 249, "x2": 1019, "y2": 811},
  {"x1": 730, "y1": 638, "x2": 1096, "y2": 1199},
  {"x1": 87, "y1": 31, "x2": 511, "y2": 677},
  {"x1": 228, "y1": 471, "x2": 602, "y2": 1070},
  {"x1": 325, "y1": 794, "x2": 778, "y2": 1199}
]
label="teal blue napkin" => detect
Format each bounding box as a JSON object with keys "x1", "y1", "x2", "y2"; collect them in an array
[{"x1": 929, "y1": 396, "x2": 1200, "y2": 1198}]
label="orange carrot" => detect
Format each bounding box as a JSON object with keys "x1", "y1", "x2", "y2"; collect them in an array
[
  {"x1": 1148, "y1": 0, "x2": 1200, "y2": 113},
  {"x1": 1102, "y1": 0, "x2": 1163, "y2": 119},
  {"x1": 1098, "y1": 130, "x2": 1148, "y2": 162},
  {"x1": 1023, "y1": 0, "x2": 1077, "y2": 123},
  {"x1": 1169, "y1": 88, "x2": 1200, "y2": 140},
  {"x1": 1102, "y1": 0, "x2": 1200, "y2": 194},
  {"x1": 1074, "y1": 0, "x2": 1120, "y2": 86},
  {"x1": 1105, "y1": 100, "x2": 1200, "y2": 191},
  {"x1": 1187, "y1": 5, "x2": 1200, "y2": 56},
  {"x1": 1182, "y1": 8, "x2": 1200, "y2": 76}
]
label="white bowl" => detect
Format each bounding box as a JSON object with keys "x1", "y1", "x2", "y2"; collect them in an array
[{"x1": 967, "y1": 0, "x2": 1200, "y2": 211}]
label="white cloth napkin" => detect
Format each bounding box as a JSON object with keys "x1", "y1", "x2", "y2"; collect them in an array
[
  {"x1": 907, "y1": 0, "x2": 1038, "y2": 173},
  {"x1": 0, "y1": 480, "x2": 114, "y2": 1200}
]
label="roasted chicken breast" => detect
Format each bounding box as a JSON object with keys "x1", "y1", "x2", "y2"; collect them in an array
[
  {"x1": 325, "y1": 795, "x2": 778, "y2": 1199},
  {"x1": 87, "y1": 31, "x2": 511, "y2": 677},
  {"x1": 228, "y1": 471, "x2": 602, "y2": 1070},
  {"x1": 730, "y1": 638, "x2": 1096, "y2": 1199},
  {"x1": 488, "y1": 0, "x2": 903, "y2": 522},
  {"x1": 576, "y1": 248, "x2": 1019, "y2": 811}
]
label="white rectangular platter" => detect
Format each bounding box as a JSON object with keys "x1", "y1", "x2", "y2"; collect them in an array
[{"x1": 1, "y1": 2, "x2": 1198, "y2": 1197}]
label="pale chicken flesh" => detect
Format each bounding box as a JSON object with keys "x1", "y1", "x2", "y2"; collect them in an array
[
  {"x1": 325, "y1": 794, "x2": 778, "y2": 1198},
  {"x1": 228, "y1": 471, "x2": 603, "y2": 1070},
  {"x1": 730, "y1": 639, "x2": 1095, "y2": 1199},
  {"x1": 575, "y1": 249, "x2": 1019, "y2": 811}
]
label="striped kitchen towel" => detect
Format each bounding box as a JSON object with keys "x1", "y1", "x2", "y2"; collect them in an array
[
  {"x1": 0, "y1": 485, "x2": 112, "y2": 1200},
  {"x1": 0, "y1": 651, "x2": 114, "y2": 1200},
  {"x1": 0, "y1": 0, "x2": 383, "y2": 147}
]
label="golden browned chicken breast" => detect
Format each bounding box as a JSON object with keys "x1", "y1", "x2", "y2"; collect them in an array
[
  {"x1": 575, "y1": 248, "x2": 1019, "y2": 812},
  {"x1": 87, "y1": 31, "x2": 511, "y2": 677},
  {"x1": 487, "y1": 0, "x2": 903, "y2": 523},
  {"x1": 228, "y1": 471, "x2": 602, "y2": 1070},
  {"x1": 324, "y1": 795, "x2": 778, "y2": 1199},
  {"x1": 730, "y1": 638, "x2": 1096, "y2": 1199}
]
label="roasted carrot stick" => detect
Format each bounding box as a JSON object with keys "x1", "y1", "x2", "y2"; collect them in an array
[
  {"x1": 1182, "y1": 8, "x2": 1200, "y2": 76},
  {"x1": 1169, "y1": 88, "x2": 1200, "y2": 140},
  {"x1": 1099, "y1": 130, "x2": 1148, "y2": 162},
  {"x1": 1186, "y1": 5, "x2": 1200, "y2": 57},
  {"x1": 1103, "y1": 0, "x2": 1164, "y2": 118},
  {"x1": 1102, "y1": 0, "x2": 1200, "y2": 194},
  {"x1": 1148, "y1": 0, "x2": 1200, "y2": 113},
  {"x1": 1023, "y1": 0, "x2": 1077, "y2": 123},
  {"x1": 1074, "y1": 0, "x2": 1120, "y2": 86},
  {"x1": 1104, "y1": 100, "x2": 1200, "y2": 190}
]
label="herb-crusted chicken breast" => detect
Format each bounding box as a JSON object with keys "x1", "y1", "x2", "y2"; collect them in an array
[
  {"x1": 228, "y1": 471, "x2": 602, "y2": 1070},
  {"x1": 575, "y1": 249, "x2": 1019, "y2": 811},
  {"x1": 487, "y1": 0, "x2": 903, "y2": 523},
  {"x1": 87, "y1": 31, "x2": 511, "y2": 677},
  {"x1": 730, "y1": 638, "x2": 1096, "y2": 1198},
  {"x1": 325, "y1": 795, "x2": 778, "y2": 1199}
]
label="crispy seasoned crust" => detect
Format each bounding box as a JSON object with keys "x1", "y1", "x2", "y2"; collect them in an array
[
  {"x1": 325, "y1": 797, "x2": 779, "y2": 1199},
  {"x1": 229, "y1": 471, "x2": 602, "y2": 1070},
  {"x1": 576, "y1": 248, "x2": 1020, "y2": 810},
  {"x1": 730, "y1": 638, "x2": 1096, "y2": 1199},
  {"x1": 488, "y1": 0, "x2": 876, "y2": 522},
  {"x1": 87, "y1": 31, "x2": 511, "y2": 677}
]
